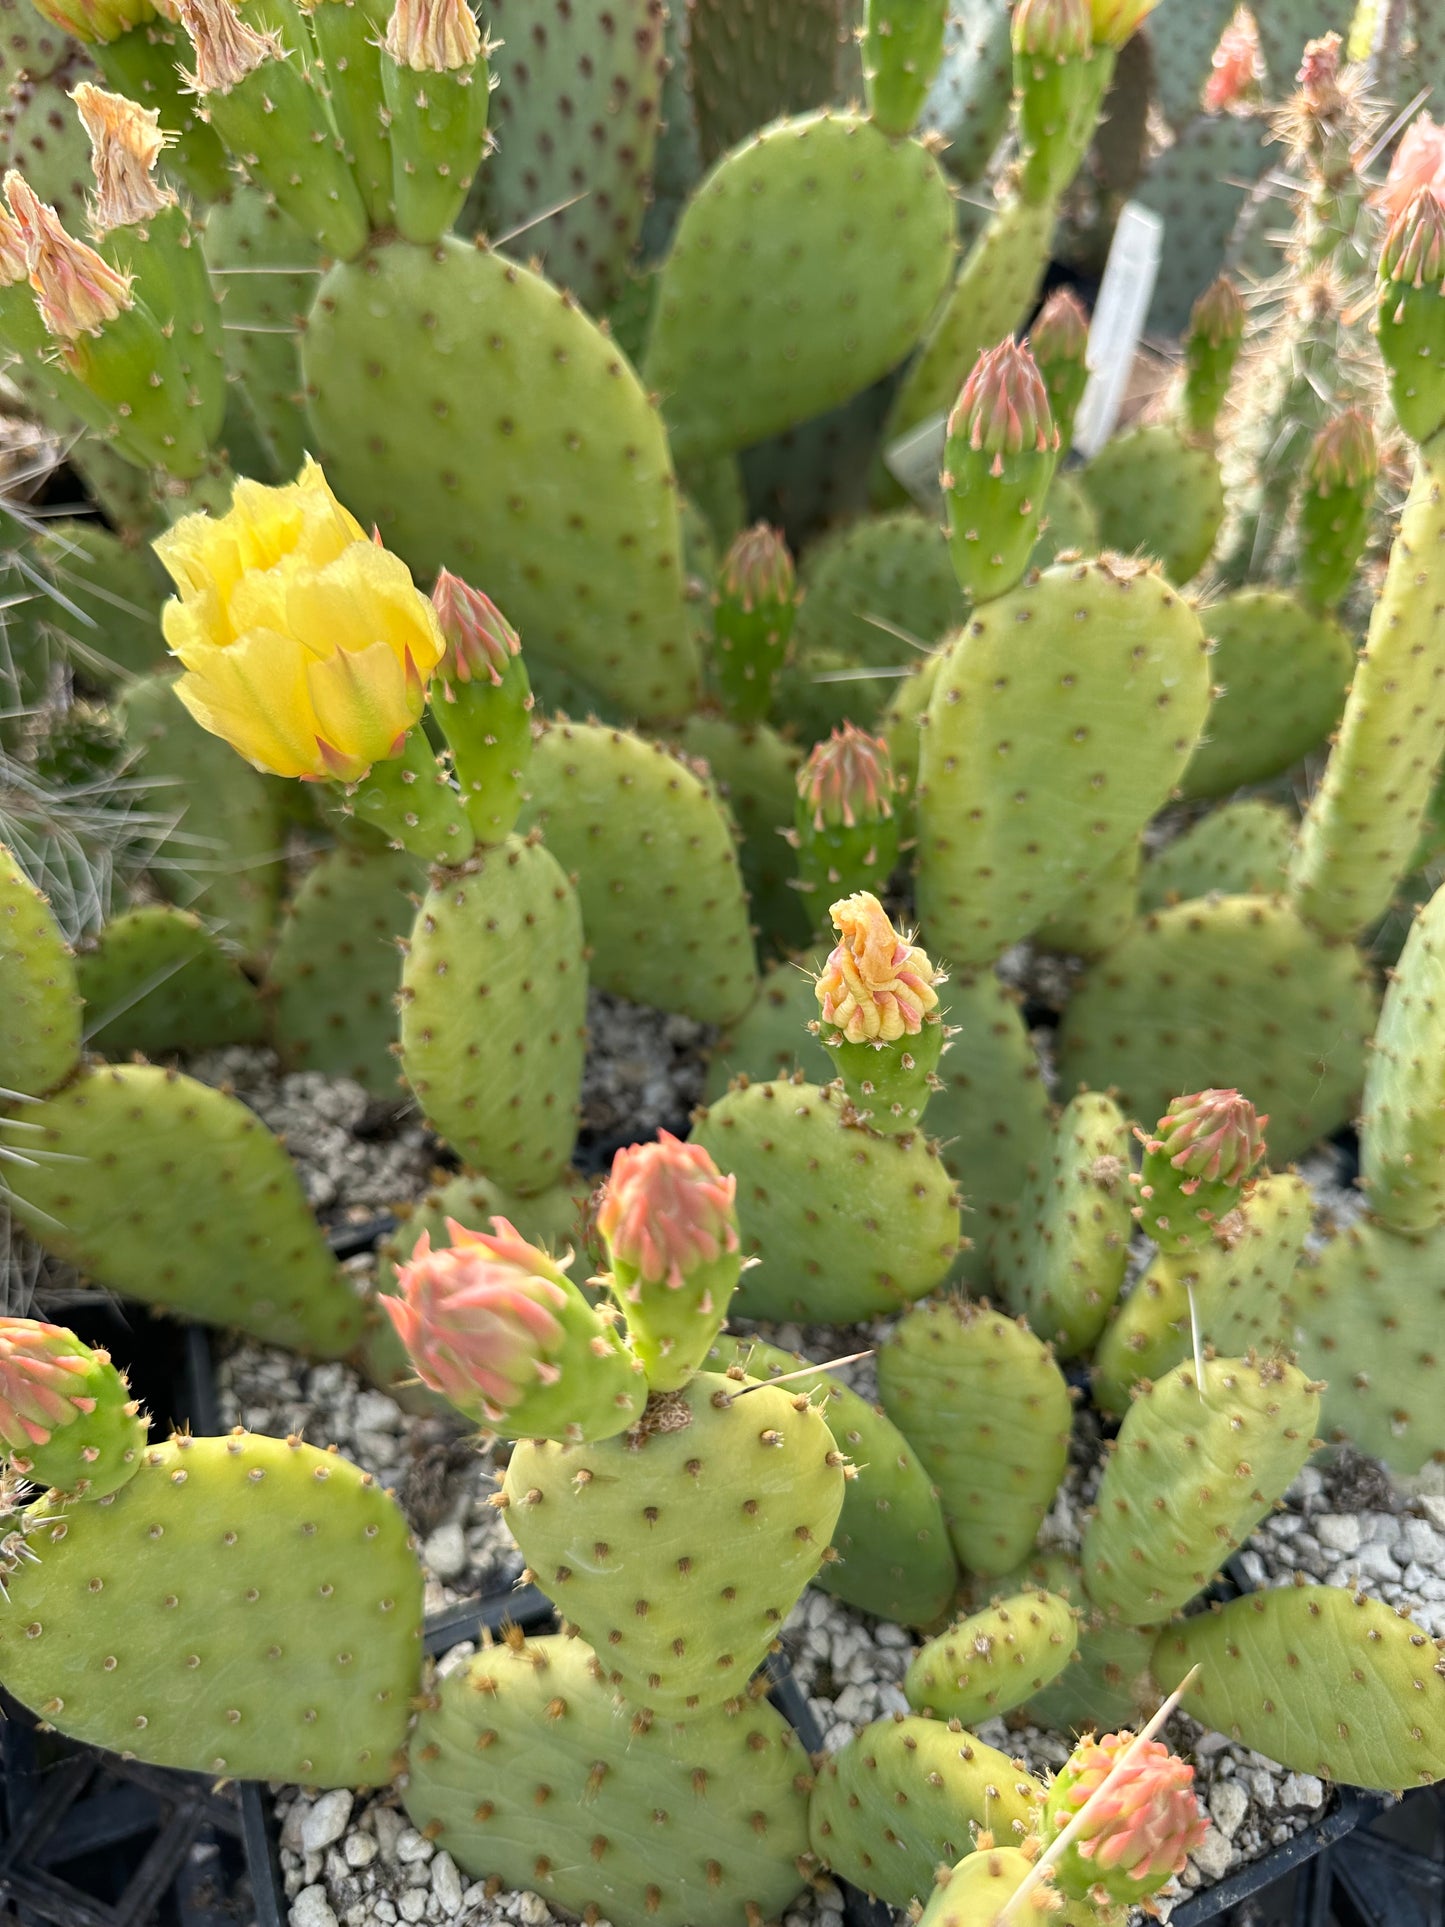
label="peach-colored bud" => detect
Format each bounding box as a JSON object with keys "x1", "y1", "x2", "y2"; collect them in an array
[
  {"x1": 798, "y1": 724, "x2": 895, "y2": 832},
  {"x1": 72, "y1": 82, "x2": 176, "y2": 235},
  {"x1": 432, "y1": 570, "x2": 520, "y2": 686},
  {"x1": 1044, "y1": 1733, "x2": 1210, "y2": 1904},
  {"x1": 176, "y1": 0, "x2": 282, "y2": 94},
  {"x1": 1296, "y1": 31, "x2": 1343, "y2": 115},
  {"x1": 1202, "y1": 9, "x2": 1261, "y2": 111},
  {"x1": 384, "y1": 0, "x2": 480, "y2": 72},
  {"x1": 1378, "y1": 113, "x2": 1445, "y2": 226},
  {"x1": 596, "y1": 1132, "x2": 739, "y2": 1292},
  {"x1": 815, "y1": 890, "x2": 941, "y2": 1045},
  {"x1": 0, "y1": 1321, "x2": 95, "y2": 1452},
  {"x1": 5, "y1": 172, "x2": 133, "y2": 338}
]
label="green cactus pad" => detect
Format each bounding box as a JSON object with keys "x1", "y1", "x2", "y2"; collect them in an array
[
  {"x1": 1082, "y1": 1356, "x2": 1321, "y2": 1626},
  {"x1": 878, "y1": 1299, "x2": 1071, "y2": 1578},
  {"x1": 1, "y1": 1065, "x2": 363, "y2": 1356},
  {"x1": 708, "y1": 1333, "x2": 957, "y2": 1626},
  {"x1": 0, "y1": 0, "x2": 73, "y2": 84},
  {"x1": 519, "y1": 723, "x2": 758, "y2": 1026},
  {"x1": 381, "y1": 1170, "x2": 588, "y2": 1286},
  {"x1": 808, "y1": 1714, "x2": 1044, "y2": 1906},
  {"x1": 1030, "y1": 839, "x2": 1141, "y2": 962},
  {"x1": 399, "y1": 837, "x2": 586, "y2": 1197},
  {"x1": 703, "y1": 958, "x2": 834, "y2": 1098},
  {"x1": 1057, "y1": 896, "x2": 1375, "y2": 1166},
  {"x1": 404, "y1": 1631, "x2": 813, "y2": 1927},
  {"x1": 1361, "y1": 881, "x2": 1445, "y2": 1231},
  {"x1": 119, "y1": 675, "x2": 286, "y2": 967},
  {"x1": 30, "y1": 520, "x2": 168, "y2": 688},
  {"x1": 917, "y1": 0, "x2": 1014, "y2": 183},
  {"x1": 269, "y1": 845, "x2": 421, "y2": 1094},
  {"x1": 2, "y1": 74, "x2": 92, "y2": 234},
  {"x1": 77, "y1": 907, "x2": 264, "y2": 1060},
  {"x1": 0, "y1": 844, "x2": 81, "y2": 1102},
  {"x1": 202, "y1": 190, "x2": 316, "y2": 482},
  {"x1": 502, "y1": 1371, "x2": 845, "y2": 1715},
  {"x1": 990, "y1": 1551, "x2": 1161, "y2": 1735},
  {"x1": 1178, "y1": 592, "x2": 1355, "y2": 802},
  {"x1": 1031, "y1": 470, "x2": 1100, "y2": 568},
  {"x1": 905, "y1": 1589, "x2": 1078, "y2": 1725},
  {"x1": 687, "y1": 0, "x2": 845, "y2": 162},
  {"x1": 690, "y1": 1079, "x2": 961, "y2": 1321},
  {"x1": 1149, "y1": 0, "x2": 1236, "y2": 126},
  {"x1": 988, "y1": 1092, "x2": 1131, "y2": 1358},
  {"x1": 1092, "y1": 1173, "x2": 1309, "y2": 1416},
  {"x1": 1137, "y1": 113, "x2": 1272, "y2": 336},
  {"x1": 679, "y1": 714, "x2": 809, "y2": 957},
  {"x1": 917, "y1": 1845, "x2": 1088, "y2": 1927},
  {"x1": 1139, "y1": 801, "x2": 1295, "y2": 914},
  {"x1": 1294, "y1": 1216, "x2": 1445, "y2": 1474},
  {"x1": 1153, "y1": 1586, "x2": 1445, "y2": 1789},
  {"x1": 916, "y1": 557, "x2": 1211, "y2": 969},
  {"x1": 644, "y1": 111, "x2": 956, "y2": 464},
  {"x1": 886, "y1": 192, "x2": 1055, "y2": 445},
  {"x1": 479, "y1": 0, "x2": 668, "y2": 313},
  {"x1": 1078, "y1": 424, "x2": 1225, "y2": 586},
  {"x1": 303, "y1": 236, "x2": 696, "y2": 724},
  {"x1": 0, "y1": 1433, "x2": 421, "y2": 1786}
]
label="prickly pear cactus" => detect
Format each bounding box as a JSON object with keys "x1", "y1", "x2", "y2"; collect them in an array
[
  {"x1": 917, "y1": 0, "x2": 1014, "y2": 182},
  {"x1": 1153, "y1": 1586, "x2": 1445, "y2": 1788},
  {"x1": 302, "y1": 238, "x2": 697, "y2": 724},
  {"x1": 1139, "y1": 801, "x2": 1295, "y2": 913},
  {"x1": 690, "y1": 1079, "x2": 961, "y2": 1321},
  {"x1": 500, "y1": 1371, "x2": 845, "y2": 1714},
  {"x1": 808, "y1": 1714, "x2": 1044, "y2": 1907},
  {"x1": 0, "y1": 1433, "x2": 423, "y2": 1786},
  {"x1": 994, "y1": 1550, "x2": 1162, "y2": 1735},
  {"x1": 1078, "y1": 424, "x2": 1226, "y2": 585},
  {"x1": 201, "y1": 189, "x2": 317, "y2": 483},
  {"x1": 686, "y1": 0, "x2": 845, "y2": 163},
  {"x1": 0, "y1": 843, "x2": 81, "y2": 1099},
  {"x1": 904, "y1": 1589, "x2": 1078, "y2": 1726},
  {"x1": 77, "y1": 906, "x2": 265, "y2": 1058},
  {"x1": 1056, "y1": 896, "x2": 1377, "y2": 1165},
  {"x1": 878, "y1": 1298, "x2": 1071, "y2": 1577},
  {"x1": 519, "y1": 723, "x2": 758, "y2": 1026},
  {"x1": 399, "y1": 836, "x2": 587, "y2": 1197},
  {"x1": 404, "y1": 1631, "x2": 813, "y2": 1927},
  {"x1": 703, "y1": 960, "x2": 835, "y2": 1096},
  {"x1": 644, "y1": 112, "x2": 956, "y2": 463},
  {"x1": 915, "y1": 1846, "x2": 1071, "y2": 1927},
  {"x1": 1360, "y1": 880, "x2": 1445, "y2": 1231}
]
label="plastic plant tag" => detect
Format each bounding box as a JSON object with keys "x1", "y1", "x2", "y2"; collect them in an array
[{"x1": 1072, "y1": 200, "x2": 1164, "y2": 459}]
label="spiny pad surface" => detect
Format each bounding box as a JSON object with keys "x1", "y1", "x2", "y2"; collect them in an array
[
  {"x1": 502, "y1": 1371, "x2": 845, "y2": 1715},
  {"x1": 0, "y1": 1433, "x2": 422, "y2": 1785},
  {"x1": 904, "y1": 1589, "x2": 1078, "y2": 1725},
  {"x1": 404, "y1": 1632, "x2": 813, "y2": 1927},
  {"x1": 0, "y1": 843, "x2": 80, "y2": 1101}
]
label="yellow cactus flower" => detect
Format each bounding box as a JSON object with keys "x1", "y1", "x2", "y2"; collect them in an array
[
  {"x1": 153, "y1": 458, "x2": 445, "y2": 782},
  {"x1": 815, "y1": 891, "x2": 941, "y2": 1045}
]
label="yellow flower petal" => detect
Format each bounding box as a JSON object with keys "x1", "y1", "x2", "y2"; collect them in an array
[
  {"x1": 176, "y1": 625, "x2": 324, "y2": 777},
  {"x1": 305, "y1": 636, "x2": 420, "y2": 769}
]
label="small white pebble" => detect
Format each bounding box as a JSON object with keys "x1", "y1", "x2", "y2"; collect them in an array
[
  {"x1": 1315, "y1": 1514, "x2": 1361, "y2": 1556},
  {"x1": 301, "y1": 1789, "x2": 354, "y2": 1855},
  {"x1": 1281, "y1": 1772, "x2": 1325, "y2": 1809},
  {"x1": 398, "y1": 1889, "x2": 429, "y2": 1923},
  {"x1": 395, "y1": 1827, "x2": 435, "y2": 1866},
  {"x1": 431, "y1": 1851, "x2": 464, "y2": 1914},
  {"x1": 290, "y1": 1887, "x2": 339, "y2": 1927},
  {"x1": 343, "y1": 1832, "x2": 378, "y2": 1870},
  {"x1": 1208, "y1": 1780, "x2": 1249, "y2": 1839}
]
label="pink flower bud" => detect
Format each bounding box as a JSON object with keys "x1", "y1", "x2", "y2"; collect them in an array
[
  {"x1": 1145, "y1": 1088, "x2": 1267, "y2": 1187},
  {"x1": 1012, "y1": 0, "x2": 1090, "y2": 62},
  {"x1": 797, "y1": 725, "x2": 896, "y2": 832},
  {"x1": 432, "y1": 570, "x2": 521, "y2": 687},
  {"x1": 1305, "y1": 408, "x2": 1377, "y2": 493},
  {"x1": 1381, "y1": 186, "x2": 1445, "y2": 289},
  {"x1": 596, "y1": 1132, "x2": 739, "y2": 1292},
  {"x1": 718, "y1": 523, "x2": 795, "y2": 610},
  {"x1": 1203, "y1": 10, "x2": 1261, "y2": 112},
  {"x1": 948, "y1": 340, "x2": 1057, "y2": 465},
  {"x1": 1378, "y1": 114, "x2": 1445, "y2": 226},
  {"x1": 1044, "y1": 1732, "x2": 1210, "y2": 1904},
  {"x1": 0, "y1": 1321, "x2": 97, "y2": 1452}
]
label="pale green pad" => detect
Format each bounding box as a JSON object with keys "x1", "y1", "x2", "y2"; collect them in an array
[
  {"x1": 1031, "y1": 838, "x2": 1141, "y2": 962},
  {"x1": 520, "y1": 723, "x2": 758, "y2": 1026},
  {"x1": 1031, "y1": 470, "x2": 1100, "y2": 569},
  {"x1": 990, "y1": 1551, "x2": 1160, "y2": 1736},
  {"x1": 1, "y1": 1065, "x2": 363, "y2": 1357},
  {"x1": 269, "y1": 845, "x2": 421, "y2": 1094},
  {"x1": 808, "y1": 1714, "x2": 1043, "y2": 1907},
  {"x1": 878, "y1": 1299, "x2": 1070, "y2": 1577},
  {"x1": 0, "y1": 844, "x2": 80, "y2": 1100},
  {"x1": 1077, "y1": 424, "x2": 1225, "y2": 586},
  {"x1": 687, "y1": 0, "x2": 845, "y2": 162},
  {"x1": 78, "y1": 907, "x2": 265, "y2": 1060},
  {"x1": 904, "y1": 1590, "x2": 1077, "y2": 1725},
  {"x1": 645, "y1": 111, "x2": 956, "y2": 464},
  {"x1": 988, "y1": 1091, "x2": 1131, "y2": 1358},
  {"x1": 1361, "y1": 880, "x2": 1445, "y2": 1231},
  {"x1": 303, "y1": 238, "x2": 697, "y2": 723},
  {"x1": 917, "y1": 1847, "x2": 1057, "y2": 1927},
  {"x1": 1091, "y1": 1173, "x2": 1309, "y2": 1416},
  {"x1": 1139, "y1": 801, "x2": 1294, "y2": 914},
  {"x1": 1153, "y1": 1586, "x2": 1445, "y2": 1789},
  {"x1": 690, "y1": 1079, "x2": 961, "y2": 1321},
  {"x1": 1295, "y1": 1217, "x2": 1445, "y2": 1475},
  {"x1": 708, "y1": 1333, "x2": 957, "y2": 1626},
  {"x1": 399, "y1": 836, "x2": 586, "y2": 1197},
  {"x1": 1290, "y1": 435, "x2": 1445, "y2": 940},
  {"x1": 1179, "y1": 593, "x2": 1355, "y2": 802},
  {"x1": 502, "y1": 1372, "x2": 844, "y2": 1715},
  {"x1": 381, "y1": 1171, "x2": 588, "y2": 1289},
  {"x1": 1082, "y1": 1356, "x2": 1320, "y2": 1626},
  {"x1": 1137, "y1": 113, "x2": 1272, "y2": 337},
  {"x1": 404, "y1": 1633, "x2": 812, "y2": 1927},
  {"x1": 202, "y1": 189, "x2": 317, "y2": 481},
  {"x1": 916, "y1": 558, "x2": 1211, "y2": 968},
  {"x1": 679, "y1": 715, "x2": 808, "y2": 956},
  {"x1": 0, "y1": 1434, "x2": 422, "y2": 1786},
  {"x1": 703, "y1": 958, "x2": 834, "y2": 1098},
  {"x1": 1056, "y1": 896, "x2": 1377, "y2": 1166}
]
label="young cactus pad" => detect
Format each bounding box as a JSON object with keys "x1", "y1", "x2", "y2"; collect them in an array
[
  {"x1": 904, "y1": 1588, "x2": 1079, "y2": 1726},
  {"x1": 0, "y1": 1433, "x2": 424, "y2": 1786},
  {"x1": 1152, "y1": 1586, "x2": 1445, "y2": 1789},
  {"x1": 500, "y1": 1371, "x2": 845, "y2": 1716},
  {"x1": 0, "y1": 841, "x2": 81, "y2": 1099},
  {"x1": 1361, "y1": 878, "x2": 1445, "y2": 1232},
  {"x1": 0, "y1": 1320, "x2": 146, "y2": 1500},
  {"x1": 403, "y1": 1631, "x2": 813, "y2": 1927}
]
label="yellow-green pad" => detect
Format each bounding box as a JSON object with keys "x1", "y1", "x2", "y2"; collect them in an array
[
  {"x1": 78, "y1": 907, "x2": 264, "y2": 1059},
  {"x1": 1361, "y1": 880, "x2": 1445, "y2": 1232},
  {"x1": 1055, "y1": 896, "x2": 1376, "y2": 1166},
  {"x1": 808, "y1": 1714, "x2": 1043, "y2": 1907},
  {"x1": 1153, "y1": 1587, "x2": 1445, "y2": 1789},
  {"x1": 904, "y1": 1589, "x2": 1077, "y2": 1725},
  {"x1": 0, "y1": 1434, "x2": 422, "y2": 1786},
  {"x1": 1, "y1": 1065, "x2": 362, "y2": 1356},
  {"x1": 520, "y1": 722, "x2": 758, "y2": 1026},
  {"x1": 645, "y1": 111, "x2": 956, "y2": 463},
  {"x1": 1077, "y1": 423, "x2": 1225, "y2": 585},
  {"x1": 916, "y1": 557, "x2": 1211, "y2": 968},
  {"x1": 303, "y1": 237, "x2": 697, "y2": 724},
  {"x1": 691, "y1": 1079, "x2": 961, "y2": 1321},
  {"x1": 0, "y1": 845, "x2": 80, "y2": 1101},
  {"x1": 404, "y1": 1633, "x2": 812, "y2": 1927},
  {"x1": 988, "y1": 1550, "x2": 1161, "y2": 1736},
  {"x1": 1139, "y1": 800, "x2": 1294, "y2": 913},
  {"x1": 1178, "y1": 592, "x2": 1354, "y2": 802}
]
